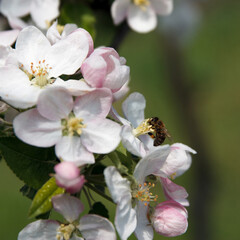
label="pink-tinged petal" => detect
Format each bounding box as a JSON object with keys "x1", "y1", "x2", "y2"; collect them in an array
[
  {"x1": 0, "y1": 29, "x2": 19, "y2": 46},
  {"x1": 104, "y1": 166, "x2": 132, "y2": 203},
  {"x1": 133, "y1": 145, "x2": 171, "y2": 183},
  {"x1": 18, "y1": 220, "x2": 59, "y2": 240},
  {"x1": 121, "y1": 125, "x2": 146, "y2": 157},
  {"x1": 113, "y1": 80, "x2": 130, "y2": 101},
  {"x1": 104, "y1": 56, "x2": 130, "y2": 91},
  {"x1": 54, "y1": 78, "x2": 95, "y2": 96},
  {"x1": 0, "y1": 0, "x2": 31, "y2": 18},
  {"x1": 37, "y1": 87, "x2": 73, "y2": 121},
  {"x1": 55, "y1": 162, "x2": 80, "y2": 179},
  {"x1": 81, "y1": 118, "x2": 121, "y2": 154},
  {"x1": 13, "y1": 109, "x2": 61, "y2": 147},
  {"x1": 79, "y1": 214, "x2": 117, "y2": 240},
  {"x1": 122, "y1": 92, "x2": 146, "y2": 128},
  {"x1": 111, "y1": 0, "x2": 130, "y2": 25},
  {"x1": 46, "y1": 28, "x2": 90, "y2": 77},
  {"x1": 81, "y1": 55, "x2": 107, "y2": 88},
  {"x1": 127, "y1": 4, "x2": 157, "y2": 33},
  {"x1": 52, "y1": 194, "x2": 84, "y2": 222},
  {"x1": 46, "y1": 21, "x2": 61, "y2": 45},
  {"x1": 16, "y1": 26, "x2": 51, "y2": 70},
  {"x1": 151, "y1": 200, "x2": 188, "y2": 237},
  {"x1": 134, "y1": 202, "x2": 153, "y2": 240},
  {"x1": 55, "y1": 136, "x2": 95, "y2": 166},
  {"x1": 30, "y1": 0, "x2": 60, "y2": 29},
  {"x1": 115, "y1": 195, "x2": 137, "y2": 240},
  {"x1": 73, "y1": 89, "x2": 113, "y2": 121},
  {"x1": 150, "y1": 0, "x2": 173, "y2": 16},
  {"x1": 161, "y1": 177, "x2": 189, "y2": 206},
  {"x1": 0, "y1": 66, "x2": 41, "y2": 108}
]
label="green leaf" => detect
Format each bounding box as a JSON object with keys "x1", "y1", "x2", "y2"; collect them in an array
[
  {"x1": 20, "y1": 185, "x2": 37, "y2": 200},
  {"x1": 0, "y1": 137, "x2": 56, "y2": 189},
  {"x1": 89, "y1": 202, "x2": 109, "y2": 219},
  {"x1": 28, "y1": 177, "x2": 65, "y2": 219}
]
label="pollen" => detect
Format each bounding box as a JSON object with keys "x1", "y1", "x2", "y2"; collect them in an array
[
  {"x1": 62, "y1": 116, "x2": 86, "y2": 137},
  {"x1": 133, "y1": 0, "x2": 150, "y2": 10},
  {"x1": 57, "y1": 223, "x2": 75, "y2": 240},
  {"x1": 132, "y1": 118, "x2": 154, "y2": 137},
  {"x1": 133, "y1": 181, "x2": 158, "y2": 205}
]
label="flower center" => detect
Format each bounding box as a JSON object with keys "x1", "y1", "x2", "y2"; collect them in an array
[
  {"x1": 57, "y1": 223, "x2": 75, "y2": 240},
  {"x1": 133, "y1": 0, "x2": 150, "y2": 10},
  {"x1": 19, "y1": 60, "x2": 53, "y2": 88},
  {"x1": 132, "y1": 182, "x2": 158, "y2": 206},
  {"x1": 132, "y1": 118, "x2": 154, "y2": 137},
  {"x1": 62, "y1": 114, "x2": 86, "y2": 137}
]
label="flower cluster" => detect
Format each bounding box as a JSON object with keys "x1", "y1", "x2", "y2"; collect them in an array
[{"x1": 0, "y1": 14, "x2": 195, "y2": 240}]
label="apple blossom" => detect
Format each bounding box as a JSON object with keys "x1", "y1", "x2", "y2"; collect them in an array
[
  {"x1": 111, "y1": 0, "x2": 173, "y2": 33},
  {"x1": 0, "y1": 0, "x2": 60, "y2": 30},
  {"x1": 0, "y1": 26, "x2": 92, "y2": 108},
  {"x1": 81, "y1": 47, "x2": 130, "y2": 99},
  {"x1": 18, "y1": 194, "x2": 117, "y2": 240},
  {"x1": 151, "y1": 200, "x2": 188, "y2": 237},
  {"x1": 0, "y1": 29, "x2": 19, "y2": 46},
  {"x1": 13, "y1": 87, "x2": 121, "y2": 166},
  {"x1": 54, "y1": 162, "x2": 86, "y2": 194}
]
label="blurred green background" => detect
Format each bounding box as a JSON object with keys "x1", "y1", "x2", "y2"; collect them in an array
[{"x1": 0, "y1": 0, "x2": 239, "y2": 239}]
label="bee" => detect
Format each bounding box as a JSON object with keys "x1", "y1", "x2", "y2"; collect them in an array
[{"x1": 147, "y1": 117, "x2": 172, "y2": 146}]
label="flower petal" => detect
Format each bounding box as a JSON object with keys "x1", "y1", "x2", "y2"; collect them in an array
[
  {"x1": 133, "y1": 145, "x2": 171, "y2": 183},
  {"x1": 30, "y1": 0, "x2": 60, "y2": 29},
  {"x1": 122, "y1": 92, "x2": 146, "y2": 128},
  {"x1": 104, "y1": 166, "x2": 131, "y2": 203},
  {"x1": 46, "y1": 28, "x2": 90, "y2": 77},
  {"x1": 150, "y1": 0, "x2": 173, "y2": 16},
  {"x1": 0, "y1": 29, "x2": 19, "y2": 46},
  {"x1": 18, "y1": 220, "x2": 59, "y2": 240},
  {"x1": 55, "y1": 136, "x2": 95, "y2": 166},
  {"x1": 52, "y1": 194, "x2": 84, "y2": 223},
  {"x1": 37, "y1": 87, "x2": 73, "y2": 121},
  {"x1": 13, "y1": 109, "x2": 61, "y2": 147},
  {"x1": 127, "y1": 4, "x2": 157, "y2": 33},
  {"x1": 161, "y1": 177, "x2": 189, "y2": 206},
  {"x1": 46, "y1": 21, "x2": 61, "y2": 44},
  {"x1": 79, "y1": 214, "x2": 117, "y2": 240},
  {"x1": 73, "y1": 89, "x2": 113, "y2": 121},
  {"x1": 134, "y1": 202, "x2": 153, "y2": 240},
  {"x1": 111, "y1": 0, "x2": 130, "y2": 25},
  {"x1": 81, "y1": 118, "x2": 121, "y2": 154},
  {"x1": 0, "y1": 0, "x2": 31, "y2": 17}
]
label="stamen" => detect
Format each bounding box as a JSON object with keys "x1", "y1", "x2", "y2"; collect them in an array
[
  {"x1": 132, "y1": 118, "x2": 154, "y2": 137},
  {"x1": 62, "y1": 116, "x2": 86, "y2": 137},
  {"x1": 133, "y1": 0, "x2": 150, "y2": 10}
]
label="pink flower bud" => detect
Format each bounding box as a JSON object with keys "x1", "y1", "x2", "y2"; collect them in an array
[
  {"x1": 54, "y1": 162, "x2": 85, "y2": 194},
  {"x1": 151, "y1": 200, "x2": 188, "y2": 237}
]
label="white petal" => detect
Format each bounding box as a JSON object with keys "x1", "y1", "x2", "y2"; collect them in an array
[
  {"x1": 150, "y1": 0, "x2": 173, "y2": 15},
  {"x1": 54, "y1": 78, "x2": 95, "y2": 96},
  {"x1": 110, "y1": 106, "x2": 131, "y2": 126},
  {"x1": 133, "y1": 145, "x2": 171, "y2": 183},
  {"x1": 0, "y1": 0, "x2": 31, "y2": 17},
  {"x1": 122, "y1": 92, "x2": 146, "y2": 128},
  {"x1": 30, "y1": 0, "x2": 60, "y2": 29},
  {"x1": 52, "y1": 194, "x2": 84, "y2": 223},
  {"x1": 46, "y1": 21, "x2": 61, "y2": 45},
  {"x1": 46, "y1": 29, "x2": 89, "y2": 77},
  {"x1": 104, "y1": 166, "x2": 131, "y2": 203},
  {"x1": 111, "y1": 0, "x2": 130, "y2": 25},
  {"x1": 0, "y1": 45, "x2": 13, "y2": 66},
  {"x1": 0, "y1": 66, "x2": 41, "y2": 108},
  {"x1": 13, "y1": 109, "x2": 62, "y2": 147},
  {"x1": 127, "y1": 4, "x2": 157, "y2": 33},
  {"x1": 16, "y1": 26, "x2": 51, "y2": 70},
  {"x1": 0, "y1": 29, "x2": 19, "y2": 46},
  {"x1": 73, "y1": 89, "x2": 112, "y2": 121},
  {"x1": 81, "y1": 118, "x2": 121, "y2": 154},
  {"x1": 18, "y1": 220, "x2": 59, "y2": 240},
  {"x1": 62, "y1": 24, "x2": 78, "y2": 37},
  {"x1": 79, "y1": 214, "x2": 117, "y2": 240},
  {"x1": 55, "y1": 136, "x2": 95, "y2": 166},
  {"x1": 7, "y1": 16, "x2": 28, "y2": 29},
  {"x1": 37, "y1": 87, "x2": 73, "y2": 121},
  {"x1": 121, "y1": 125, "x2": 146, "y2": 157},
  {"x1": 115, "y1": 195, "x2": 137, "y2": 240},
  {"x1": 134, "y1": 202, "x2": 153, "y2": 240}
]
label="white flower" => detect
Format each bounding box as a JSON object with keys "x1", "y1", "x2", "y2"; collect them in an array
[
  {"x1": 111, "y1": 0, "x2": 173, "y2": 33},
  {"x1": 104, "y1": 145, "x2": 171, "y2": 240},
  {"x1": 0, "y1": 29, "x2": 19, "y2": 46},
  {"x1": 13, "y1": 87, "x2": 121, "y2": 166},
  {"x1": 0, "y1": 0, "x2": 60, "y2": 30},
  {"x1": 18, "y1": 194, "x2": 117, "y2": 240},
  {"x1": 0, "y1": 26, "x2": 91, "y2": 108}
]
